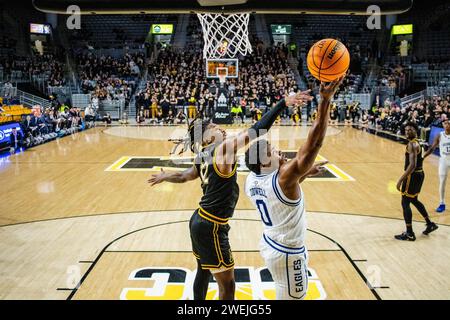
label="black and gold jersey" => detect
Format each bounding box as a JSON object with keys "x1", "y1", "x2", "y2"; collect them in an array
[
  {"x1": 405, "y1": 139, "x2": 424, "y2": 171},
  {"x1": 194, "y1": 144, "x2": 239, "y2": 222}
]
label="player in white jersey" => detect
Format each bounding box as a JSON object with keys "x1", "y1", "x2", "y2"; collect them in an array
[
  {"x1": 424, "y1": 118, "x2": 450, "y2": 213},
  {"x1": 244, "y1": 77, "x2": 344, "y2": 300}
]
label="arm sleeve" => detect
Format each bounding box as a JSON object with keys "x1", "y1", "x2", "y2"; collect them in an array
[{"x1": 250, "y1": 99, "x2": 287, "y2": 135}]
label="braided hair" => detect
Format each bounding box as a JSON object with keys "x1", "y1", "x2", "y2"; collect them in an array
[{"x1": 169, "y1": 115, "x2": 210, "y2": 155}]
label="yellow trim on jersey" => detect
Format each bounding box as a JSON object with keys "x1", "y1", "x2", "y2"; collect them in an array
[
  {"x1": 198, "y1": 207, "x2": 230, "y2": 224},
  {"x1": 212, "y1": 224, "x2": 234, "y2": 267},
  {"x1": 193, "y1": 252, "x2": 201, "y2": 260},
  {"x1": 201, "y1": 263, "x2": 222, "y2": 267},
  {"x1": 401, "y1": 174, "x2": 419, "y2": 198},
  {"x1": 212, "y1": 148, "x2": 238, "y2": 179},
  {"x1": 197, "y1": 215, "x2": 234, "y2": 270},
  {"x1": 213, "y1": 223, "x2": 234, "y2": 268},
  {"x1": 201, "y1": 263, "x2": 234, "y2": 271},
  {"x1": 213, "y1": 223, "x2": 223, "y2": 263},
  {"x1": 402, "y1": 192, "x2": 419, "y2": 198},
  {"x1": 197, "y1": 210, "x2": 228, "y2": 225}
]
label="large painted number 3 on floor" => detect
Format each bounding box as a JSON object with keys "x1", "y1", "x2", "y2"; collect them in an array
[{"x1": 256, "y1": 199, "x2": 272, "y2": 226}]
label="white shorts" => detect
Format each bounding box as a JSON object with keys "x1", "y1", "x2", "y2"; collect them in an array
[
  {"x1": 260, "y1": 234, "x2": 309, "y2": 300},
  {"x1": 439, "y1": 157, "x2": 450, "y2": 176}
]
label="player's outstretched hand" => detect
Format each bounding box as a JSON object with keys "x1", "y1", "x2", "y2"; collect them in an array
[
  {"x1": 319, "y1": 76, "x2": 345, "y2": 100},
  {"x1": 307, "y1": 161, "x2": 329, "y2": 177},
  {"x1": 285, "y1": 90, "x2": 313, "y2": 107},
  {"x1": 148, "y1": 168, "x2": 167, "y2": 186}
]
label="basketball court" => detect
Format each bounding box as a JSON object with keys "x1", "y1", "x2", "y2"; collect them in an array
[
  {"x1": 1, "y1": 0, "x2": 449, "y2": 302},
  {"x1": 1, "y1": 125, "x2": 449, "y2": 300}
]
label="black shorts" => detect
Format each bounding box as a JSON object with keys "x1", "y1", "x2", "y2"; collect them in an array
[
  {"x1": 189, "y1": 209, "x2": 234, "y2": 271},
  {"x1": 402, "y1": 171, "x2": 424, "y2": 198}
]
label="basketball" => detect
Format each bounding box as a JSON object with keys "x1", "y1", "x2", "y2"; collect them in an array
[{"x1": 307, "y1": 38, "x2": 350, "y2": 82}]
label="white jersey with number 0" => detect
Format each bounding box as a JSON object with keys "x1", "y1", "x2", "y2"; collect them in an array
[
  {"x1": 245, "y1": 170, "x2": 307, "y2": 248},
  {"x1": 245, "y1": 169, "x2": 309, "y2": 300}
]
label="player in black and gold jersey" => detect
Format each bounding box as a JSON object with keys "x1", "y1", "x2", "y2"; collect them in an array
[
  {"x1": 149, "y1": 91, "x2": 312, "y2": 300},
  {"x1": 395, "y1": 122, "x2": 438, "y2": 241}
]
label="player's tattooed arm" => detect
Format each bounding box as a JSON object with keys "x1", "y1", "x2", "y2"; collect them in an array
[
  {"x1": 423, "y1": 134, "x2": 440, "y2": 158},
  {"x1": 396, "y1": 142, "x2": 417, "y2": 191},
  {"x1": 279, "y1": 76, "x2": 344, "y2": 190},
  {"x1": 148, "y1": 166, "x2": 199, "y2": 186}
]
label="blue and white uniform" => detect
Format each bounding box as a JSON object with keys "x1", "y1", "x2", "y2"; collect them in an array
[
  {"x1": 439, "y1": 131, "x2": 450, "y2": 176},
  {"x1": 438, "y1": 131, "x2": 450, "y2": 206},
  {"x1": 245, "y1": 170, "x2": 308, "y2": 300}
]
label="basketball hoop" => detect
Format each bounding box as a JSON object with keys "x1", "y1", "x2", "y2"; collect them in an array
[{"x1": 197, "y1": 12, "x2": 253, "y2": 59}]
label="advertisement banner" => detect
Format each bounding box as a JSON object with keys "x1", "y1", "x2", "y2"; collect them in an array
[{"x1": 0, "y1": 123, "x2": 22, "y2": 145}]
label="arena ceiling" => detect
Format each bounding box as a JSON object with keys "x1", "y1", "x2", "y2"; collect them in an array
[{"x1": 33, "y1": 0, "x2": 413, "y2": 15}]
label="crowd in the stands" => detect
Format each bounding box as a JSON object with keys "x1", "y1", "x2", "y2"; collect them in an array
[
  {"x1": 368, "y1": 94, "x2": 450, "y2": 136},
  {"x1": 0, "y1": 53, "x2": 66, "y2": 86},
  {"x1": 76, "y1": 52, "x2": 145, "y2": 108},
  {"x1": 134, "y1": 42, "x2": 299, "y2": 125}
]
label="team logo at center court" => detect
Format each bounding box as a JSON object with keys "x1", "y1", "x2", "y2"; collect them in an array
[
  {"x1": 120, "y1": 267, "x2": 326, "y2": 300},
  {"x1": 105, "y1": 153, "x2": 354, "y2": 181}
]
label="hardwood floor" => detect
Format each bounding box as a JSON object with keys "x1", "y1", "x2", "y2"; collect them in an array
[{"x1": 0, "y1": 125, "x2": 448, "y2": 300}]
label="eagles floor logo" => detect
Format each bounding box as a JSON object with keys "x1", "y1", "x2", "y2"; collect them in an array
[
  {"x1": 120, "y1": 267, "x2": 326, "y2": 300},
  {"x1": 106, "y1": 152, "x2": 354, "y2": 181}
]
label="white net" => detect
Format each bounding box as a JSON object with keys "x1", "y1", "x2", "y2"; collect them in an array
[{"x1": 197, "y1": 13, "x2": 253, "y2": 59}]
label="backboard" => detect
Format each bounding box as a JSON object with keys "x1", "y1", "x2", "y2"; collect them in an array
[{"x1": 206, "y1": 59, "x2": 239, "y2": 78}]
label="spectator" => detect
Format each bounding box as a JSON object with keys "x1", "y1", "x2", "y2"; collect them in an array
[
  {"x1": 119, "y1": 112, "x2": 129, "y2": 125},
  {"x1": 176, "y1": 109, "x2": 187, "y2": 124},
  {"x1": 329, "y1": 103, "x2": 339, "y2": 125},
  {"x1": 150, "y1": 109, "x2": 164, "y2": 125},
  {"x1": 137, "y1": 107, "x2": 146, "y2": 125},
  {"x1": 291, "y1": 106, "x2": 301, "y2": 125},
  {"x1": 102, "y1": 113, "x2": 112, "y2": 127},
  {"x1": 84, "y1": 104, "x2": 96, "y2": 124},
  {"x1": 3, "y1": 81, "x2": 13, "y2": 99},
  {"x1": 9, "y1": 127, "x2": 23, "y2": 154},
  {"x1": 165, "y1": 110, "x2": 175, "y2": 125},
  {"x1": 230, "y1": 104, "x2": 244, "y2": 124},
  {"x1": 360, "y1": 110, "x2": 369, "y2": 126}
]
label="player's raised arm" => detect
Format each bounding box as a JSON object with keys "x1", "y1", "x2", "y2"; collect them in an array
[
  {"x1": 214, "y1": 91, "x2": 313, "y2": 175},
  {"x1": 148, "y1": 166, "x2": 199, "y2": 186},
  {"x1": 279, "y1": 77, "x2": 344, "y2": 186},
  {"x1": 423, "y1": 134, "x2": 440, "y2": 159}
]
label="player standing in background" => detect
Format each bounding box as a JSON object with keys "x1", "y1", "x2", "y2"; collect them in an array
[
  {"x1": 148, "y1": 91, "x2": 311, "y2": 300},
  {"x1": 395, "y1": 122, "x2": 438, "y2": 241},
  {"x1": 244, "y1": 77, "x2": 344, "y2": 300},
  {"x1": 423, "y1": 118, "x2": 450, "y2": 213}
]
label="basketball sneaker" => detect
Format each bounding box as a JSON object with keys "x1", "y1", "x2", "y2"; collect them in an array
[
  {"x1": 394, "y1": 232, "x2": 416, "y2": 241},
  {"x1": 423, "y1": 222, "x2": 438, "y2": 235},
  {"x1": 435, "y1": 204, "x2": 446, "y2": 213}
]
